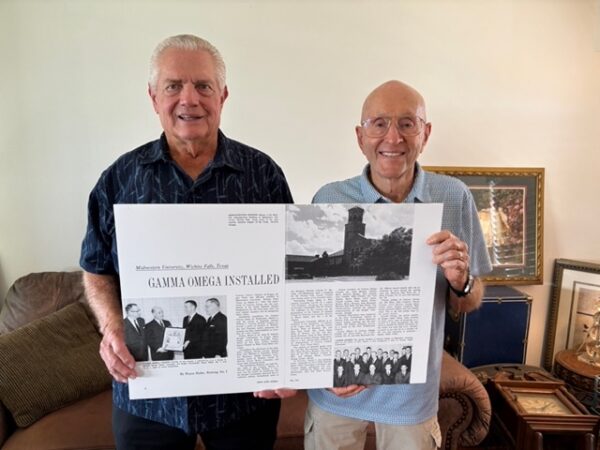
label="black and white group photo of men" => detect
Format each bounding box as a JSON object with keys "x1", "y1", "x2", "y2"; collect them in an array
[
  {"x1": 332, "y1": 345, "x2": 413, "y2": 387},
  {"x1": 123, "y1": 296, "x2": 228, "y2": 361}
]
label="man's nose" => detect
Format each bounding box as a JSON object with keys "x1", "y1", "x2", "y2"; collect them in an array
[
  {"x1": 179, "y1": 83, "x2": 200, "y2": 106},
  {"x1": 384, "y1": 121, "x2": 404, "y2": 144}
]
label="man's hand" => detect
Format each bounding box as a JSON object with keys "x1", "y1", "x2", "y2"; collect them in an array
[
  {"x1": 83, "y1": 272, "x2": 137, "y2": 383},
  {"x1": 427, "y1": 230, "x2": 484, "y2": 314},
  {"x1": 253, "y1": 389, "x2": 298, "y2": 399},
  {"x1": 327, "y1": 385, "x2": 367, "y2": 398},
  {"x1": 99, "y1": 322, "x2": 137, "y2": 383},
  {"x1": 427, "y1": 230, "x2": 469, "y2": 291}
]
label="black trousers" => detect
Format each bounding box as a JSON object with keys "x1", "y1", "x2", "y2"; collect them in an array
[{"x1": 113, "y1": 400, "x2": 281, "y2": 450}]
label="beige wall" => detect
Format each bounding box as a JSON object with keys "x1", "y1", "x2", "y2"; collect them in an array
[{"x1": 1, "y1": 0, "x2": 599, "y2": 365}]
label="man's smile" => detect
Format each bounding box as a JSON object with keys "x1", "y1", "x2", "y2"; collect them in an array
[
  {"x1": 378, "y1": 149, "x2": 406, "y2": 158},
  {"x1": 177, "y1": 113, "x2": 203, "y2": 121}
]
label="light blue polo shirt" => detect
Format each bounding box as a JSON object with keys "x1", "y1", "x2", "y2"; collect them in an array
[{"x1": 307, "y1": 163, "x2": 492, "y2": 425}]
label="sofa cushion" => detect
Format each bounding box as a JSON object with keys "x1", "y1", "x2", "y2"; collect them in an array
[
  {"x1": 0, "y1": 271, "x2": 86, "y2": 334},
  {"x1": 0, "y1": 301, "x2": 111, "y2": 427},
  {"x1": 1, "y1": 390, "x2": 114, "y2": 450}
]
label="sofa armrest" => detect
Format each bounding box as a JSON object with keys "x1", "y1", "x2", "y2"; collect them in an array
[{"x1": 438, "y1": 352, "x2": 491, "y2": 449}]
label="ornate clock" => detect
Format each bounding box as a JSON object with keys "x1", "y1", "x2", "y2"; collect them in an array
[{"x1": 490, "y1": 379, "x2": 600, "y2": 450}]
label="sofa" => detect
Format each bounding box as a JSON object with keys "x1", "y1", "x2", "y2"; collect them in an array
[{"x1": 0, "y1": 272, "x2": 491, "y2": 450}]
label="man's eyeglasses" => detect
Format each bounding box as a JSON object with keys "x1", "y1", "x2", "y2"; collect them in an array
[{"x1": 360, "y1": 116, "x2": 426, "y2": 138}]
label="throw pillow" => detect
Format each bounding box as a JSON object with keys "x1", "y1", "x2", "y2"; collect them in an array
[{"x1": 0, "y1": 302, "x2": 111, "y2": 427}]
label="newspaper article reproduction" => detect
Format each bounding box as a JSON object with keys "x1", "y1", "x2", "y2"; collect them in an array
[
  {"x1": 115, "y1": 203, "x2": 442, "y2": 398},
  {"x1": 283, "y1": 204, "x2": 440, "y2": 388}
]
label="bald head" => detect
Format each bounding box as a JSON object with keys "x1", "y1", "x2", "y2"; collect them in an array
[
  {"x1": 361, "y1": 80, "x2": 427, "y2": 122},
  {"x1": 355, "y1": 80, "x2": 431, "y2": 202}
]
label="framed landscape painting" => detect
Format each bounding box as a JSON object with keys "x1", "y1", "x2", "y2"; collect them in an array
[{"x1": 424, "y1": 166, "x2": 544, "y2": 285}]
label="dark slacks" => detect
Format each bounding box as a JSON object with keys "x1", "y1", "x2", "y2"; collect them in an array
[{"x1": 113, "y1": 400, "x2": 281, "y2": 450}]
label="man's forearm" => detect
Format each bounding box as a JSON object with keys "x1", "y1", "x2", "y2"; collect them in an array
[
  {"x1": 448, "y1": 277, "x2": 484, "y2": 314},
  {"x1": 83, "y1": 271, "x2": 138, "y2": 381},
  {"x1": 83, "y1": 272, "x2": 123, "y2": 334}
]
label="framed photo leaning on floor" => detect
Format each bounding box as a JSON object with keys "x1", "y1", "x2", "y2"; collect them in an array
[{"x1": 543, "y1": 259, "x2": 600, "y2": 371}]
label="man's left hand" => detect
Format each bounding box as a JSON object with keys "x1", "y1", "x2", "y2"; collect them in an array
[
  {"x1": 327, "y1": 385, "x2": 367, "y2": 398},
  {"x1": 428, "y1": 230, "x2": 484, "y2": 314},
  {"x1": 427, "y1": 230, "x2": 469, "y2": 291},
  {"x1": 253, "y1": 389, "x2": 298, "y2": 399}
]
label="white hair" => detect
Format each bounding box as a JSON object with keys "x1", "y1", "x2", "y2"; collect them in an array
[{"x1": 149, "y1": 34, "x2": 226, "y2": 90}]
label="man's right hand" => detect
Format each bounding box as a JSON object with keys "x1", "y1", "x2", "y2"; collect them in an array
[
  {"x1": 327, "y1": 385, "x2": 367, "y2": 398},
  {"x1": 82, "y1": 272, "x2": 136, "y2": 383},
  {"x1": 99, "y1": 322, "x2": 137, "y2": 382}
]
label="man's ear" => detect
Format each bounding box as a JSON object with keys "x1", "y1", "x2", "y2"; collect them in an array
[
  {"x1": 221, "y1": 85, "x2": 229, "y2": 105},
  {"x1": 355, "y1": 125, "x2": 366, "y2": 155},
  {"x1": 421, "y1": 122, "x2": 432, "y2": 149},
  {"x1": 148, "y1": 84, "x2": 159, "y2": 113}
]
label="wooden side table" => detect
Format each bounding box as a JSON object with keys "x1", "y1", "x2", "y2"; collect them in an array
[
  {"x1": 469, "y1": 364, "x2": 562, "y2": 449},
  {"x1": 553, "y1": 349, "x2": 600, "y2": 409}
]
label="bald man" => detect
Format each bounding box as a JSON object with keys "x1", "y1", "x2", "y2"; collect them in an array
[
  {"x1": 145, "y1": 306, "x2": 174, "y2": 361},
  {"x1": 304, "y1": 81, "x2": 492, "y2": 450}
]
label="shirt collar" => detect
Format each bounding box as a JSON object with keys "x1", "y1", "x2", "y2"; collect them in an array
[
  {"x1": 139, "y1": 130, "x2": 244, "y2": 172},
  {"x1": 358, "y1": 165, "x2": 388, "y2": 203},
  {"x1": 406, "y1": 163, "x2": 431, "y2": 203},
  {"x1": 359, "y1": 162, "x2": 430, "y2": 203}
]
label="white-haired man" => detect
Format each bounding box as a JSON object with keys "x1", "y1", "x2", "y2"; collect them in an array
[{"x1": 81, "y1": 34, "x2": 293, "y2": 450}]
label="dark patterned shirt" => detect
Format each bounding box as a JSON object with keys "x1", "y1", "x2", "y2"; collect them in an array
[{"x1": 80, "y1": 131, "x2": 293, "y2": 434}]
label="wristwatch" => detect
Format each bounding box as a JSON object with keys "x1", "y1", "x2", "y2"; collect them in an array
[{"x1": 449, "y1": 270, "x2": 475, "y2": 298}]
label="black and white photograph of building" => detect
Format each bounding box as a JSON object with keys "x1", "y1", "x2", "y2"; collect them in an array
[{"x1": 285, "y1": 204, "x2": 414, "y2": 282}]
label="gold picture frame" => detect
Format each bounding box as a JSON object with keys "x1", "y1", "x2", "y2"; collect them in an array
[{"x1": 424, "y1": 166, "x2": 544, "y2": 285}]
